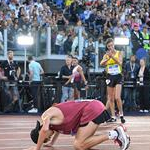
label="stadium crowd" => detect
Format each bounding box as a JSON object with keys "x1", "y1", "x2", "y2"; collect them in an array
[
  {"x1": 0, "y1": 0, "x2": 150, "y2": 114},
  {"x1": 0, "y1": 0, "x2": 149, "y2": 55}
]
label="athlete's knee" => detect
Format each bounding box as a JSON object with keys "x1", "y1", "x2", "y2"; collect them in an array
[
  {"x1": 115, "y1": 96, "x2": 121, "y2": 102},
  {"x1": 73, "y1": 139, "x2": 84, "y2": 150},
  {"x1": 109, "y1": 99, "x2": 115, "y2": 103}
]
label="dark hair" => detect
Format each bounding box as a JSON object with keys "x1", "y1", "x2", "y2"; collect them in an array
[
  {"x1": 67, "y1": 54, "x2": 73, "y2": 58},
  {"x1": 7, "y1": 50, "x2": 13, "y2": 54},
  {"x1": 28, "y1": 56, "x2": 33, "y2": 61},
  {"x1": 72, "y1": 56, "x2": 78, "y2": 60},
  {"x1": 30, "y1": 121, "x2": 42, "y2": 144},
  {"x1": 106, "y1": 38, "x2": 114, "y2": 46}
]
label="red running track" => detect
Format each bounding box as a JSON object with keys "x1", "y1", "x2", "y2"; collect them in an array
[{"x1": 0, "y1": 115, "x2": 150, "y2": 150}]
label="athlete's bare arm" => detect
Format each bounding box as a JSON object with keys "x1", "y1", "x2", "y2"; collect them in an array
[
  {"x1": 44, "y1": 131, "x2": 60, "y2": 147},
  {"x1": 109, "y1": 51, "x2": 123, "y2": 66},
  {"x1": 24, "y1": 107, "x2": 64, "y2": 150},
  {"x1": 36, "y1": 107, "x2": 64, "y2": 150},
  {"x1": 100, "y1": 54, "x2": 110, "y2": 66},
  {"x1": 77, "y1": 66, "x2": 87, "y2": 85}
]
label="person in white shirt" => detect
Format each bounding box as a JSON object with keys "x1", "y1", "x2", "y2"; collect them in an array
[{"x1": 28, "y1": 56, "x2": 44, "y2": 113}]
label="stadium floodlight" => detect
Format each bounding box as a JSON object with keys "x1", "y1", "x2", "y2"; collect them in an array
[
  {"x1": 17, "y1": 35, "x2": 34, "y2": 46},
  {"x1": 114, "y1": 37, "x2": 129, "y2": 46},
  {"x1": 17, "y1": 35, "x2": 34, "y2": 79}
]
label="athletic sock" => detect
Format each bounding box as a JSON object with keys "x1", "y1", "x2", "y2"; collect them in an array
[
  {"x1": 108, "y1": 130, "x2": 118, "y2": 140},
  {"x1": 120, "y1": 114, "x2": 124, "y2": 117}
]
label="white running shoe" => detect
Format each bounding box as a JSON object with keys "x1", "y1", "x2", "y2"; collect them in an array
[
  {"x1": 114, "y1": 126, "x2": 130, "y2": 150},
  {"x1": 28, "y1": 108, "x2": 38, "y2": 113}
]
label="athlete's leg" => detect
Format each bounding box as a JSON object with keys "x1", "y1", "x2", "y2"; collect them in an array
[
  {"x1": 115, "y1": 84, "x2": 123, "y2": 114},
  {"x1": 115, "y1": 84, "x2": 125, "y2": 123},
  {"x1": 107, "y1": 87, "x2": 116, "y2": 118},
  {"x1": 74, "y1": 88, "x2": 80, "y2": 99},
  {"x1": 73, "y1": 122, "x2": 130, "y2": 150},
  {"x1": 73, "y1": 122, "x2": 107, "y2": 150}
]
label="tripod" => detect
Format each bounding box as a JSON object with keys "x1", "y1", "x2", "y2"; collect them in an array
[
  {"x1": 84, "y1": 65, "x2": 98, "y2": 99},
  {"x1": 19, "y1": 82, "x2": 33, "y2": 111}
]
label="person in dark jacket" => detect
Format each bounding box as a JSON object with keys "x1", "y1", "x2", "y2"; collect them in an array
[
  {"x1": 131, "y1": 24, "x2": 144, "y2": 55},
  {"x1": 137, "y1": 58, "x2": 150, "y2": 112},
  {"x1": 123, "y1": 55, "x2": 139, "y2": 111}
]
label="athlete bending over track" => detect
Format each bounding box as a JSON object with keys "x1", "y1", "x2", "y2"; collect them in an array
[{"x1": 24, "y1": 99, "x2": 130, "y2": 150}]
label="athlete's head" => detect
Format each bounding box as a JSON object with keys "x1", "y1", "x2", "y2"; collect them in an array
[
  {"x1": 72, "y1": 56, "x2": 79, "y2": 66},
  {"x1": 30, "y1": 120, "x2": 54, "y2": 144},
  {"x1": 106, "y1": 38, "x2": 114, "y2": 51}
]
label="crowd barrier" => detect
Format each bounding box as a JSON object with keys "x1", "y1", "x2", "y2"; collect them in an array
[{"x1": 0, "y1": 78, "x2": 150, "y2": 113}]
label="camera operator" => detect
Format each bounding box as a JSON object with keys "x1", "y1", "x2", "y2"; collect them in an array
[
  {"x1": 1, "y1": 50, "x2": 21, "y2": 113},
  {"x1": 83, "y1": 37, "x2": 96, "y2": 68}
]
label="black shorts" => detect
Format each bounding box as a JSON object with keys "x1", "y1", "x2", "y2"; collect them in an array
[
  {"x1": 92, "y1": 110, "x2": 111, "y2": 125},
  {"x1": 79, "y1": 110, "x2": 111, "y2": 127},
  {"x1": 106, "y1": 74, "x2": 122, "y2": 87},
  {"x1": 73, "y1": 82, "x2": 82, "y2": 91}
]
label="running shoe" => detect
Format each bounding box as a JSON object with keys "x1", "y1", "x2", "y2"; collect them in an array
[
  {"x1": 120, "y1": 116, "x2": 126, "y2": 124},
  {"x1": 114, "y1": 126, "x2": 130, "y2": 150}
]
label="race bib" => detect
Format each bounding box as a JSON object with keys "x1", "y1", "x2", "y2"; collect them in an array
[{"x1": 108, "y1": 64, "x2": 120, "y2": 75}]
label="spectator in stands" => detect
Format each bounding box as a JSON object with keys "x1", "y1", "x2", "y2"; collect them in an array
[
  {"x1": 120, "y1": 23, "x2": 131, "y2": 39},
  {"x1": 34, "y1": 0, "x2": 43, "y2": 10},
  {"x1": 137, "y1": 58, "x2": 150, "y2": 113},
  {"x1": 71, "y1": 31, "x2": 87, "y2": 55},
  {"x1": 141, "y1": 25, "x2": 150, "y2": 52},
  {"x1": 60, "y1": 55, "x2": 74, "y2": 102},
  {"x1": 28, "y1": 56, "x2": 44, "y2": 113},
  {"x1": 55, "y1": 30, "x2": 67, "y2": 54},
  {"x1": 94, "y1": 10, "x2": 105, "y2": 34},
  {"x1": 113, "y1": 22, "x2": 123, "y2": 37},
  {"x1": 74, "y1": 19, "x2": 85, "y2": 34},
  {"x1": 65, "y1": 0, "x2": 74, "y2": 7},
  {"x1": 64, "y1": 34, "x2": 73, "y2": 54},
  {"x1": 123, "y1": 55, "x2": 139, "y2": 111},
  {"x1": 131, "y1": 23, "x2": 144, "y2": 55},
  {"x1": 1, "y1": 50, "x2": 21, "y2": 112},
  {"x1": 102, "y1": 26, "x2": 112, "y2": 42},
  {"x1": 69, "y1": 0, "x2": 80, "y2": 24},
  {"x1": 56, "y1": 12, "x2": 69, "y2": 28}
]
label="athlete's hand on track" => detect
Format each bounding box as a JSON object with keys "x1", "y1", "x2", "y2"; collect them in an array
[{"x1": 43, "y1": 140, "x2": 53, "y2": 147}]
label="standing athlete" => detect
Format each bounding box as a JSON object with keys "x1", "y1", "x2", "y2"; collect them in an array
[
  {"x1": 100, "y1": 38, "x2": 125, "y2": 123},
  {"x1": 25, "y1": 99, "x2": 130, "y2": 150}
]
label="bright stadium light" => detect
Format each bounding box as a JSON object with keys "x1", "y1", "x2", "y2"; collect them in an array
[
  {"x1": 114, "y1": 37, "x2": 129, "y2": 46},
  {"x1": 17, "y1": 35, "x2": 34, "y2": 79},
  {"x1": 17, "y1": 35, "x2": 34, "y2": 46}
]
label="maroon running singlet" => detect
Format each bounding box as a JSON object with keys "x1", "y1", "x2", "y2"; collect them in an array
[{"x1": 49, "y1": 100, "x2": 105, "y2": 134}]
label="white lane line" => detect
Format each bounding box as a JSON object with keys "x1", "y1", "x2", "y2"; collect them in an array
[
  {"x1": 1, "y1": 128, "x2": 150, "y2": 132},
  {"x1": 0, "y1": 135, "x2": 150, "y2": 140},
  {"x1": 0, "y1": 142, "x2": 150, "y2": 149},
  {"x1": 0, "y1": 132, "x2": 30, "y2": 134},
  {"x1": 0, "y1": 138, "x2": 29, "y2": 140},
  {"x1": 0, "y1": 121, "x2": 36, "y2": 123},
  {"x1": 0, "y1": 120, "x2": 150, "y2": 124},
  {"x1": 0, "y1": 127, "x2": 32, "y2": 130}
]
